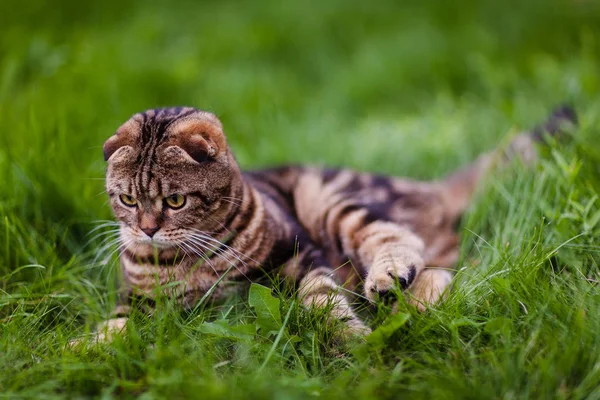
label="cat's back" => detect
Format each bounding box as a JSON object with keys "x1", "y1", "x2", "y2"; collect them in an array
[
  {"x1": 246, "y1": 165, "x2": 451, "y2": 237},
  {"x1": 246, "y1": 164, "x2": 458, "y2": 269}
]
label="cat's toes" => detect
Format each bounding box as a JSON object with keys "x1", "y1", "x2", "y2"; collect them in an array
[
  {"x1": 337, "y1": 316, "x2": 372, "y2": 340},
  {"x1": 326, "y1": 316, "x2": 371, "y2": 346},
  {"x1": 67, "y1": 317, "x2": 128, "y2": 348},
  {"x1": 365, "y1": 256, "x2": 422, "y2": 301},
  {"x1": 408, "y1": 268, "x2": 453, "y2": 311}
]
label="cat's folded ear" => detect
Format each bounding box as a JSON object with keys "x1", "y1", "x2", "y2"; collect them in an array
[
  {"x1": 169, "y1": 118, "x2": 227, "y2": 164},
  {"x1": 103, "y1": 120, "x2": 139, "y2": 161}
]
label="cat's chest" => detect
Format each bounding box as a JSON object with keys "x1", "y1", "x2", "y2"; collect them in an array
[{"x1": 120, "y1": 251, "x2": 255, "y2": 305}]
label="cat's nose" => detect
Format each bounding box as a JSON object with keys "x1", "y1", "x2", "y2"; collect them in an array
[{"x1": 141, "y1": 227, "x2": 160, "y2": 238}]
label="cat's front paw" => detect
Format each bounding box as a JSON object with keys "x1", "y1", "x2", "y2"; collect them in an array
[
  {"x1": 408, "y1": 268, "x2": 453, "y2": 312},
  {"x1": 364, "y1": 251, "x2": 424, "y2": 302},
  {"x1": 341, "y1": 315, "x2": 372, "y2": 337},
  {"x1": 68, "y1": 317, "x2": 128, "y2": 348}
]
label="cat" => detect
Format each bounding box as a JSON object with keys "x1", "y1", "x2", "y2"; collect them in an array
[{"x1": 92, "y1": 105, "x2": 576, "y2": 341}]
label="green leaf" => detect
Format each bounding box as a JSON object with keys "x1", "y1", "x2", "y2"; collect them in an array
[
  {"x1": 484, "y1": 317, "x2": 512, "y2": 335},
  {"x1": 353, "y1": 313, "x2": 410, "y2": 360},
  {"x1": 585, "y1": 209, "x2": 600, "y2": 231},
  {"x1": 198, "y1": 320, "x2": 255, "y2": 341},
  {"x1": 367, "y1": 312, "x2": 410, "y2": 348},
  {"x1": 248, "y1": 283, "x2": 282, "y2": 335},
  {"x1": 583, "y1": 195, "x2": 598, "y2": 217},
  {"x1": 449, "y1": 317, "x2": 482, "y2": 330}
]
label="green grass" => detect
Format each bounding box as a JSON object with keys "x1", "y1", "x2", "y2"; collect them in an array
[{"x1": 2, "y1": 0, "x2": 600, "y2": 398}]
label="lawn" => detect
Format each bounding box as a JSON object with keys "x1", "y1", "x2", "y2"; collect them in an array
[{"x1": 2, "y1": 0, "x2": 600, "y2": 398}]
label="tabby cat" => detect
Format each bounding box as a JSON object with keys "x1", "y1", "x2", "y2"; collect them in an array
[{"x1": 94, "y1": 106, "x2": 576, "y2": 340}]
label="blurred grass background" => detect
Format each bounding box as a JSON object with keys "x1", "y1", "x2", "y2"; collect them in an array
[{"x1": 1, "y1": 0, "x2": 600, "y2": 398}]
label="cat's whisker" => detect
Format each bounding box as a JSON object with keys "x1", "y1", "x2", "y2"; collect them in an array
[
  {"x1": 99, "y1": 239, "x2": 133, "y2": 275},
  {"x1": 175, "y1": 241, "x2": 191, "y2": 259},
  {"x1": 187, "y1": 232, "x2": 252, "y2": 266},
  {"x1": 88, "y1": 221, "x2": 121, "y2": 230},
  {"x1": 181, "y1": 226, "x2": 220, "y2": 236},
  {"x1": 183, "y1": 239, "x2": 226, "y2": 275},
  {"x1": 185, "y1": 243, "x2": 221, "y2": 277},
  {"x1": 184, "y1": 236, "x2": 234, "y2": 268},
  {"x1": 108, "y1": 238, "x2": 134, "y2": 263},
  {"x1": 93, "y1": 235, "x2": 123, "y2": 257},
  {"x1": 93, "y1": 236, "x2": 127, "y2": 266},
  {"x1": 89, "y1": 236, "x2": 132, "y2": 278},
  {"x1": 85, "y1": 222, "x2": 122, "y2": 248},
  {"x1": 93, "y1": 234, "x2": 122, "y2": 255},
  {"x1": 177, "y1": 242, "x2": 196, "y2": 264},
  {"x1": 94, "y1": 189, "x2": 109, "y2": 198},
  {"x1": 220, "y1": 197, "x2": 243, "y2": 204},
  {"x1": 90, "y1": 219, "x2": 121, "y2": 226},
  {"x1": 221, "y1": 196, "x2": 243, "y2": 202},
  {"x1": 96, "y1": 231, "x2": 129, "y2": 253},
  {"x1": 87, "y1": 221, "x2": 121, "y2": 235},
  {"x1": 179, "y1": 240, "x2": 222, "y2": 278},
  {"x1": 187, "y1": 228, "x2": 259, "y2": 265},
  {"x1": 220, "y1": 198, "x2": 243, "y2": 207},
  {"x1": 185, "y1": 236, "x2": 251, "y2": 281},
  {"x1": 221, "y1": 196, "x2": 244, "y2": 205},
  {"x1": 84, "y1": 228, "x2": 122, "y2": 249},
  {"x1": 185, "y1": 241, "x2": 251, "y2": 284},
  {"x1": 204, "y1": 215, "x2": 236, "y2": 237}
]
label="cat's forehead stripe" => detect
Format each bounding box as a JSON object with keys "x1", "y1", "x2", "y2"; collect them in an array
[
  {"x1": 127, "y1": 107, "x2": 197, "y2": 198},
  {"x1": 135, "y1": 107, "x2": 199, "y2": 146}
]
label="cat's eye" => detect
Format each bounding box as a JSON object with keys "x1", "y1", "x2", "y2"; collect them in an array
[
  {"x1": 165, "y1": 194, "x2": 186, "y2": 210},
  {"x1": 119, "y1": 194, "x2": 137, "y2": 207}
]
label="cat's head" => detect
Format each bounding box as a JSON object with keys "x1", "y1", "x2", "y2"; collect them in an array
[{"x1": 103, "y1": 107, "x2": 242, "y2": 254}]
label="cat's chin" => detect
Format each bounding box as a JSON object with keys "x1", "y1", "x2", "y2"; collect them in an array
[
  {"x1": 132, "y1": 239, "x2": 175, "y2": 251},
  {"x1": 125, "y1": 241, "x2": 181, "y2": 260}
]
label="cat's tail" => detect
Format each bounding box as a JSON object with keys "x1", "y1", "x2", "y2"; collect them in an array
[{"x1": 441, "y1": 105, "x2": 578, "y2": 219}]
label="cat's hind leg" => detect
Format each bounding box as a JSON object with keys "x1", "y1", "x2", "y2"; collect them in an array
[
  {"x1": 405, "y1": 106, "x2": 579, "y2": 311},
  {"x1": 441, "y1": 105, "x2": 578, "y2": 220}
]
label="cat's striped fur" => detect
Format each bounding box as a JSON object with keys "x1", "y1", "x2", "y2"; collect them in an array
[{"x1": 96, "y1": 106, "x2": 576, "y2": 339}]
